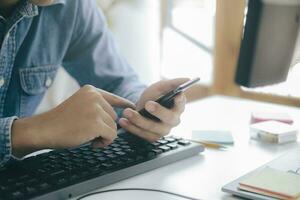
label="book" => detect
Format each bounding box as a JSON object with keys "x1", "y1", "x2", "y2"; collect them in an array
[{"x1": 239, "y1": 167, "x2": 300, "y2": 200}]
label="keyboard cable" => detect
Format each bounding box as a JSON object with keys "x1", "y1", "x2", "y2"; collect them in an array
[{"x1": 76, "y1": 188, "x2": 202, "y2": 200}]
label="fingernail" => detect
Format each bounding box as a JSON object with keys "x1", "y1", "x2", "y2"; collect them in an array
[
  {"x1": 146, "y1": 102, "x2": 156, "y2": 113},
  {"x1": 119, "y1": 118, "x2": 128, "y2": 126},
  {"x1": 124, "y1": 109, "x2": 133, "y2": 118}
]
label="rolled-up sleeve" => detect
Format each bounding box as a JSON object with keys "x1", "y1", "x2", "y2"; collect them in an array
[
  {"x1": 0, "y1": 116, "x2": 18, "y2": 167},
  {"x1": 62, "y1": 0, "x2": 146, "y2": 103}
]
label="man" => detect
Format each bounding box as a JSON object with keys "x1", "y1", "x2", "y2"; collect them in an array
[{"x1": 0, "y1": 0, "x2": 187, "y2": 166}]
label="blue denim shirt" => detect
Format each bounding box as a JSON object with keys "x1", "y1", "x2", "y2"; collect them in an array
[{"x1": 0, "y1": 0, "x2": 146, "y2": 166}]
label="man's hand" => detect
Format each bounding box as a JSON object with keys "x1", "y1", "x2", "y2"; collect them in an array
[
  {"x1": 11, "y1": 85, "x2": 135, "y2": 158},
  {"x1": 119, "y1": 78, "x2": 189, "y2": 142}
]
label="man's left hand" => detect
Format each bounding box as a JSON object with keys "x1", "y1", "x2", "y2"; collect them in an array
[{"x1": 118, "y1": 78, "x2": 189, "y2": 142}]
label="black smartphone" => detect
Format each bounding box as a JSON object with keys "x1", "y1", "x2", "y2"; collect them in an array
[{"x1": 139, "y1": 77, "x2": 200, "y2": 121}]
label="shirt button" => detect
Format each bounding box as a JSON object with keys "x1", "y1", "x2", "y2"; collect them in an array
[
  {"x1": 0, "y1": 77, "x2": 5, "y2": 87},
  {"x1": 45, "y1": 77, "x2": 52, "y2": 87}
]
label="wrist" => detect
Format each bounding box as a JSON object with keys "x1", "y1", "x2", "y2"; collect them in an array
[{"x1": 11, "y1": 116, "x2": 46, "y2": 158}]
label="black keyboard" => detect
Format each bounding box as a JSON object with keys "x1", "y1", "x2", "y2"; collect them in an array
[{"x1": 0, "y1": 132, "x2": 204, "y2": 200}]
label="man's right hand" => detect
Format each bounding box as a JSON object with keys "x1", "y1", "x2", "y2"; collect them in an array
[{"x1": 11, "y1": 85, "x2": 135, "y2": 158}]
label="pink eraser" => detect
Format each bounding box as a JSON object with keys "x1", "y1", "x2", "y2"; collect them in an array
[{"x1": 250, "y1": 112, "x2": 294, "y2": 125}]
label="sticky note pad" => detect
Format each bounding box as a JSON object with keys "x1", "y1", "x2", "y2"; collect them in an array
[
  {"x1": 192, "y1": 130, "x2": 234, "y2": 145},
  {"x1": 251, "y1": 112, "x2": 294, "y2": 125},
  {"x1": 239, "y1": 167, "x2": 300, "y2": 199},
  {"x1": 250, "y1": 121, "x2": 298, "y2": 144}
]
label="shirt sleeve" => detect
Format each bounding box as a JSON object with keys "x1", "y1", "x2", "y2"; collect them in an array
[
  {"x1": 62, "y1": 0, "x2": 146, "y2": 104},
  {"x1": 0, "y1": 116, "x2": 18, "y2": 167}
]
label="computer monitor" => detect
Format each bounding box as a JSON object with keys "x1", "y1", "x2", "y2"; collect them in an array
[{"x1": 235, "y1": 0, "x2": 300, "y2": 88}]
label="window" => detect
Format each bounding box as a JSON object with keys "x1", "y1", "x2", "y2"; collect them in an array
[{"x1": 161, "y1": 0, "x2": 216, "y2": 85}]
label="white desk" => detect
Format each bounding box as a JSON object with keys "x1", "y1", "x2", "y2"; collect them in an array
[{"x1": 77, "y1": 95, "x2": 300, "y2": 200}]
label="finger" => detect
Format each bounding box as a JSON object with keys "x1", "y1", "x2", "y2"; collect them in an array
[
  {"x1": 123, "y1": 108, "x2": 171, "y2": 136},
  {"x1": 155, "y1": 78, "x2": 190, "y2": 94},
  {"x1": 94, "y1": 116, "x2": 117, "y2": 143},
  {"x1": 97, "y1": 106, "x2": 118, "y2": 131},
  {"x1": 97, "y1": 88, "x2": 136, "y2": 109},
  {"x1": 119, "y1": 118, "x2": 161, "y2": 142},
  {"x1": 171, "y1": 93, "x2": 186, "y2": 114},
  {"x1": 92, "y1": 138, "x2": 111, "y2": 148},
  {"x1": 144, "y1": 101, "x2": 181, "y2": 126},
  {"x1": 97, "y1": 95, "x2": 118, "y2": 120}
]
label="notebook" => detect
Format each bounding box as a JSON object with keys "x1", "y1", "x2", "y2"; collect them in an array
[{"x1": 239, "y1": 167, "x2": 300, "y2": 200}]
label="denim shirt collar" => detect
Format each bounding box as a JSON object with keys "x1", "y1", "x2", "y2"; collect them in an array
[
  {"x1": 18, "y1": 0, "x2": 66, "y2": 18},
  {"x1": 18, "y1": 1, "x2": 39, "y2": 17}
]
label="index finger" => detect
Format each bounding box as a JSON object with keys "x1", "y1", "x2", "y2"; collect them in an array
[{"x1": 97, "y1": 88, "x2": 136, "y2": 109}]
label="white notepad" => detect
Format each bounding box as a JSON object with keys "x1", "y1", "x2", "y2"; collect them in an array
[{"x1": 192, "y1": 130, "x2": 234, "y2": 145}]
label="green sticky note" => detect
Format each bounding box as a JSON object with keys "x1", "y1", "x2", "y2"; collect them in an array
[
  {"x1": 192, "y1": 130, "x2": 234, "y2": 145},
  {"x1": 240, "y1": 167, "x2": 300, "y2": 198}
]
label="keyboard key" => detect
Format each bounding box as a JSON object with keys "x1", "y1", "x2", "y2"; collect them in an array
[
  {"x1": 121, "y1": 157, "x2": 135, "y2": 163},
  {"x1": 19, "y1": 174, "x2": 30, "y2": 180},
  {"x1": 112, "y1": 160, "x2": 123, "y2": 165},
  {"x1": 0, "y1": 185, "x2": 9, "y2": 193},
  {"x1": 110, "y1": 144, "x2": 120, "y2": 148},
  {"x1": 152, "y1": 149, "x2": 163, "y2": 155},
  {"x1": 152, "y1": 142, "x2": 160, "y2": 147},
  {"x1": 135, "y1": 155, "x2": 145, "y2": 161},
  {"x1": 171, "y1": 135, "x2": 182, "y2": 140},
  {"x1": 120, "y1": 141, "x2": 128, "y2": 145},
  {"x1": 165, "y1": 137, "x2": 176, "y2": 143},
  {"x1": 70, "y1": 174, "x2": 80, "y2": 182},
  {"x1": 87, "y1": 160, "x2": 97, "y2": 165},
  {"x1": 178, "y1": 140, "x2": 191, "y2": 146},
  {"x1": 97, "y1": 157, "x2": 108, "y2": 162},
  {"x1": 101, "y1": 163, "x2": 113, "y2": 169},
  {"x1": 83, "y1": 155, "x2": 93, "y2": 159},
  {"x1": 27, "y1": 178, "x2": 39, "y2": 185},
  {"x1": 8, "y1": 191, "x2": 24, "y2": 199},
  {"x1": 159, "y1": 146, "x2": 171, "y2": 152},
  {"x1": 93, "y1": 152, "x2": 104, "y2": 157},
  {"x1": 146, "y1": 151, "x2": 156, "y2": 158},
  {"x1": 50, "y1": 170, "x2": 66, "y2": 177},
  {"x1": 103, "y1": 150, "x2": 113, "y2": 154},
  {"x1": 124, "y1": 148, "x2": 135, "y2": 154},
  {"x1": 157, "y1": 139, "x2": 168, "y2": 145},
  {"x1": 38, "y1": 183, "x2": 51, "y2": 191},
  {"x1": 112, "y1": 148, "x2": 122, "y2": 152},
  {"x1": 25, "y1": 186, "x2": 37, "y2": 195},
  {"x1": 107, "y1": 154, "x2": 117, "y2": 159},
  {"x1": 57, "y1": 178, "x2": 68, "y2": 185},
  {"x1": 15, "y1": 182, "x2": 25, "y2": 188},
  {"x1": 167, "y1": 143, "x2": 178, "y2": 149},
  {"x1": 121, "y1": 145, "x2": 130, "y2": 149},
  {"x1": 115, "y1": 151, "x2": 126, "y2": 156}
]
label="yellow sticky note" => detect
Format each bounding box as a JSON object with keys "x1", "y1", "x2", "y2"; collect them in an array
[{"x1": 239, "y1": 167, "x2": 300, "y2": 199}]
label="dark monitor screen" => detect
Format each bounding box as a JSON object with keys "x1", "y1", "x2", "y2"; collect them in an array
[{"x1": 235, "y1": 0, "x2": 300, "y2": 88}]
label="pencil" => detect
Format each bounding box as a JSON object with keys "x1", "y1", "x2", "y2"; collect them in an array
[{"x1": 188, "y1": 139, "x2": 228, "y2": 149}]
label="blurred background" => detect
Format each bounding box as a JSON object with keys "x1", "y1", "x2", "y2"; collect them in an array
[{"x1": 36, "y1": 0, "x2": 300, "y2": 114}]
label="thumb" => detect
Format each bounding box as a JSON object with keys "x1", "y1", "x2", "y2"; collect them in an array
[
  {"x1": 96, "y1": 88, "x2": 136, "y2": 109},
  {"x1": 157, "y1": 78, "x2": 190, "y2": 94}
]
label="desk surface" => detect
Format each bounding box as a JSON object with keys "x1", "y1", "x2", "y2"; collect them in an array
[{"x1": 76, "y1": 95, "x2": 300, "y2": 200}]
